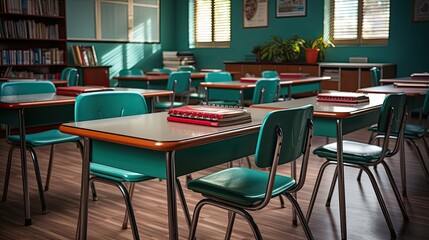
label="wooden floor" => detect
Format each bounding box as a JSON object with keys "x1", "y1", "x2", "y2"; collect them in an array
[{"x1": 1, "y1": 127, "x2": 429, "y2": 240}]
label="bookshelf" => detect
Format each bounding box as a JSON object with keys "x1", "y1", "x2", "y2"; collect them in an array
[{"x1": 0, "y1": 0, "x2": 68, "y2": 80}]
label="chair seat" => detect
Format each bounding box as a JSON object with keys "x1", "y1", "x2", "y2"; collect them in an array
[
  {"x1": 90, "y1": 163, "x2": 154, "y2": 182},
  {"x1": 8, "y1": 129, "x2": 81, "y2": 146},
  {"x1": 187, "y1": 167, "x2": 295, "y2": 206},
  {"x1": 313, "y1": 140, "x2": 389, "y2": 164},
  {"x1": 154, "y1": 101, "x2": 186, "y2": 109},
  {"x1": 369, "y1": 124, "x2": 425, "y2": 139}
]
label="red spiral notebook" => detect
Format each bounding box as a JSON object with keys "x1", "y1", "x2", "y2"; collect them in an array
[
  {"x1": 56, "y1": 86, "x2": 115, "y2": 96},
  {"x1": 316, "y1": 92, "x2": 369, "y2": 104},
  {"x1": 167, "y1": 105, "x2": 252, "y2": 127}
]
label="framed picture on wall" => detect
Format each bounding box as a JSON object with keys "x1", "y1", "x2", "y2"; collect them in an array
[
  {"x1": 276, "y1": 0, "x2": 306, "y2": 18},
  {"x1": 243, "y1": 0, "x2": 268, "y2": 28},
  {"x1": 413, "y1": 0, "x2": 429, "y2": 22}
]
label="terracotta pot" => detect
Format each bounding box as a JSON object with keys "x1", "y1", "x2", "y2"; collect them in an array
[{"x1": 305, "y1": 48, "x2": 320, "y2": 64}]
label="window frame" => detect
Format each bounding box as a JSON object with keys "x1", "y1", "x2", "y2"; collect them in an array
[
  {"x1": 193, "y1": 0, "x2": 231, "y2": 48},
  {"x1": 328, "y1": 0, "x2": 390, "y2": 46}
]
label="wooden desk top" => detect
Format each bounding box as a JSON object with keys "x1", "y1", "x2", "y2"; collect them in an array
[
  {"x1": 0, "y1": 88, "x2": 173, "y2": 108},
  {"x1": 60, "y1": 108, "x2": 271, "y2": 151},
  {"x1": 201, "y1": 77, "x2": 330, "y2": 89},
  {"x1": 380, "y1": 77, "x2": 429, "y2": 84},
  {"x1": 357, "y1": 85, "x2": 427, "y2": 97},
  {"x1": 251, "y1": 94, "x2": 386, "y2": 118},
  {"x1": 114, "y1": 72, "x2": 208, "y2": 81}
]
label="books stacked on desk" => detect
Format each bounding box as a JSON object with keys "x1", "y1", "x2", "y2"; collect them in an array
[
  {"x1": 316, "y1": 92, "x2": 369, "y2": 104},
  {"x1": 162, "y1": 51, "x2": 196, "y2": 71},
  {"x1": 167, "y1": 105, "x2": 252, "y2": 127},
  {"x1": 56, "y1": 86, "x2": 114, "y2": 96},
  {"x1": 411, "y1": 72, "x2": 429, "y2": 79}
]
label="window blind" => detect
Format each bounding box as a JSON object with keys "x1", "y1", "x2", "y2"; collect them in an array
[{"x1": 195, "y1": 0, "x2": 230, "y2": 48}]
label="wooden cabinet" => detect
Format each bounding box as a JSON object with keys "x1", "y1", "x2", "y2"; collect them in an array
[
  {"x1": 318, "y1": 63, "x2": 396, "y2": 91},
  {"x1": 77, "y1": 66, "x2": 111, "y2": 86},
  {"x1": 224, "y1": 62, "x2": 319, "y2": 79},
  {"x1": 0, "y1": 0, "x2": 68, "y2": 80}
]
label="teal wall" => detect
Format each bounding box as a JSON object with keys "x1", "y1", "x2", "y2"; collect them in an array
[{"x1": 67, "y1": 0, "x2": 429, "y2": 84}]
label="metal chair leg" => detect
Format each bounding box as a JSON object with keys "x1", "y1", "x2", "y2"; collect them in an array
[
  {"x1": 326, "y1": 166, "x2": 338, "y2": 207},
  {"x1": 359, "y1": 166, "x2": 397, "y2": 239},
  {"x1": 2, "y1": 146, "x2": 16, "y2": 202},
  {"x1": 284, "y1": 193, "x2": 315, "y2": 240},
  {"x1": 122, "y1": 182, "x2": 136, "y2": 229},
  {"x1": 44, "y1": 145, "x2": 55, "y2": 191},
  {"x1": 176, "y1": 178, "x2": 192, "y2": 230},
  {"x1": 28, "y1": 147, "x2": 47, "y2": 214},
  {"x1": 306, "y1": 161, "x2": 331, "y2": 222},
  {"x1": 225, "y1": 211, "x2": 236, "y2": 240},
  {"x1": 411, "y1": 138, "x2": 429, "y2": 183}
]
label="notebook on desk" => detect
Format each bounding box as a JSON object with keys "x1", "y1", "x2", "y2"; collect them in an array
[
  {"x1": 56, "y1": 86, "x2": 115, "y2": 96},
  {"x1": 316, "y1": 92, "x2": 369, "y2": 104},
  {"x1": 167, "y1": 105, "x2": 252, "y2": 127}
]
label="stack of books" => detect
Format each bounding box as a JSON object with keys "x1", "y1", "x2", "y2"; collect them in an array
[
  {"x1": 167, "y1": 105, "x2": 252, "y2": 127},
  {"x1": 411, "y1": 72, "x2": 429, "y2": 80},
  {"x1": 162, "y1": 51, "x2": 196, "y2": 71},
  {"x1": 316, "y1": 92, "x2": 369, "y2": 104}
]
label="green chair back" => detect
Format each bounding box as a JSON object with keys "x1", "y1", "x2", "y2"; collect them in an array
[
  {"x1": 252, "y1": 79, "x2": 280, "y2": 104},
  {"x1": 75, "y1": 91, "x2": 148, "y2": 122},
  {"x1": 119, "y1": 69, "x2": 144, "y2": 76},
  {"x1": 376, "y1": 93, "x2": 406, "y2": 134},
  {"x1": 60, "y1": 67, "x2": 79, "y2": 86},
  {"x1": 421, "y1": 89, "x2": 429, "y2": 116},
  {"x1": 370, "y1": 67, "x2": 381, "y2": 86},
  {"x1": 261, "y1": 70, "x2": 279, "y2": 78},
  {"x1": 166, "y1": 71, "x2": 191, "y2": 94},
  {"x1": 178, "y1": 65, "x2": 195, "y2": 72},
  {"x1": 152, "y1": 68, "x2": 172, "y2": 73},
  {"x1": 204, "y1": 72, "x2": 239, "y2": 104},
  {"x1": 255, "y1": 105, "x2": 313, "y2": 168},
  {"x1": 205, "y1": 72, "x2": 232, "y2": 82},
  {"x1": 0, "y1": 81, "x2": 56, "y2": 96}
]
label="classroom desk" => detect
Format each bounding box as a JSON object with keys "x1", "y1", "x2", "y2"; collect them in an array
[
  {"x1": 200, "y1": 76, "x2": 330, "y2": 105},
  {"x1": 0, "y1": 78, "x2": 68, "y2": 87},
  {"x1": 251, "y1": 93, "x2": 386, "y2": 240},
  {"x1": 59, "y1": 108, "x2": 272, "y2": 240},
  {"x1": 380, "y1": 77, "x2": 429, "y2": 85},
  {"x1": 0, "y1": 88, "x2": 172, "y2": 226},
  {"x1": 114, "y1": 72, "x2": 208, "y2": 89}
]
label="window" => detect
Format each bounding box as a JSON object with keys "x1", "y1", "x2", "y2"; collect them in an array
[
  {"x1": 328, "y1": 0, "x2": 390, "y2": 45},
  {"x1": 193, "y1": 0, "x2": 231, "y2": 48},
  {"x1": 67, "y1": 0, "x2": 160, "y2": 43}
]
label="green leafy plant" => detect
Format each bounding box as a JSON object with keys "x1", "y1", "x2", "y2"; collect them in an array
[
  {"x1": 260, "y1": 36, "x2": 304, "y2": 63},
  {"x1": 302, "y1": 35, "x2": 335, "y2": 62}
]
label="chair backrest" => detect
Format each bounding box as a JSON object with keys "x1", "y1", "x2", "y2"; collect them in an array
[
  {"x1": 377, "y1": 93, "x2": 407, "y2": 134},
  {"x1": 261, "y1": 70, "x2": 279, "y2": 78},
  {"x1": 166, "y1": 71, "x2": 191, "y2": 93},
  {"x1": 74, "y1": 91, "x2": 148, "y2": 122},
  {"x1": 252, "y1": 79, "x2": 280, "y2": 104},
  {"x1": 0, "y1": 81, "x2": 56, "y2": 96},
  {"x1": 119, "y1": 69, "x2": 144, "y2": 76},
  {"x1": 178, "y1": 65, "x2": 195, "y2": 72},
  {"x1": 152, "y1": 68, "x2": 172, "y2": 73},
  {"x1": 204, "y1": 72, "x2": 232, "y2": 82},
  {"x1": 421, "y1": 89, "x2": 429, "y2": 116},
  {"x1": 370, "y1": 67, "x2": 381, "y2": 86}
]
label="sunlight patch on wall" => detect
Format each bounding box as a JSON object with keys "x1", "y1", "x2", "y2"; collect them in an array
[
  {"x1": 126, "y1": 43, "x2": 145, "y2": 68},
  {"x1": 101, "y1": 45, "x2": 123, "y2": 78}
]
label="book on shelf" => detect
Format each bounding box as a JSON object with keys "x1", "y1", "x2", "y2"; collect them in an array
[
  {"x1": 167, "y1": 105, "x2": 252, "y2": 127},
  {"x1": 56, "y1": 86, "x2": 115, "y2": 96},
  {"x1": 70, "y1": 45, "x2": 98, "y2": 66},
  {"x1": 411, "y1": 72, "x2": 429, "y2": 79},
  {"x1": 316, "y1": 92, "x2": 369, "y2": 103}
]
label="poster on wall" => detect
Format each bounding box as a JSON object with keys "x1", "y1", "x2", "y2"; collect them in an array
[
  {"x1": 243, "y1": 0, "x2": 268, "y2": 28},
  {"x1": 414, "y1": 0, "x2": 429, "y2": 22},
  {"x1": 276, "y1": 0, "x2": 306, "y2": 17}
]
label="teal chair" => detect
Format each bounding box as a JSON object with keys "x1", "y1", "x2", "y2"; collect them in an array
[
  {"x1": 261, "y1": 70, "x2": 279, "y2": 78},
  {"x1": 1, "y1": 82, "x2": 83, "y2": 212},
  {"x1": 60, "y1": 67, "x2": 79, "y2": 86},
  {"x1": 370, "y1": 67, "x2": 381, "y2": 86},
  {"x1": 154, "y1": 71, "x2": 191, "y2": 110},
  {"x1": 152, "y1": 68, "x2": 172, "y2": 73},
  {"x1": 74, "y1": 91, "x2": 191, "y2": 239},
  {"x1": 203, "y1": 72, "x2": 240, "y2": 106},
  {"x1": 252, "y1": 79, "x2": 280, "y2": 105},
  {"x1": 187, "y1": 105, "x2": 314, "y2": 239},
  {"x1": 119, "y1": 69, "x2": 144, "y2": 76},
  {"x1": 178, "y1": 65, "x2": 195, "y2": 72},
  {"x1": 307, "y1": 93, "x2": 409, "y2": 239}
]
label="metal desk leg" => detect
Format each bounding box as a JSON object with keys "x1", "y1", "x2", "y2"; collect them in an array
[
  {"x1": 239, "y1": 90, "x2": 244, "y2": 107},
  {"x1": 400, "y1": 131, "x2": 407, "y2": 196},
  {"x1": 77, "y1": 138, "x2": 91, "y2": 240},
  {"x1": 336, "y1": 119, "x2": 347, "y2": 239},
  {"x1": 19, "y1": 109, "x2": 31, "y2": 226},
  {"x1": 166, "y1": 151, "x2": 178, "y2": 240},
  {"x1": 288, "y1": 85, "x2": 292, "y2": 100}
]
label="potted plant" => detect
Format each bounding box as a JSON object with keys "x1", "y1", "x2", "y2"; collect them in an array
[
  {"x1": 302, "y1": 35, "x2": 335, "y2": 63},
  {"x1": 260, "y1": 36, "x2": 304, "y2": 63},
  {"x1": 251, "y1": 45, "x2": 263, "y2": 62}
]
